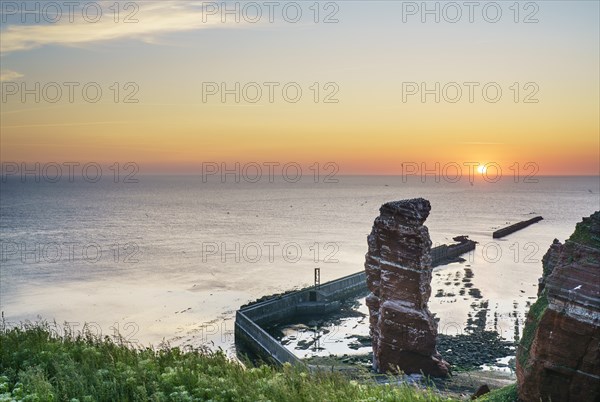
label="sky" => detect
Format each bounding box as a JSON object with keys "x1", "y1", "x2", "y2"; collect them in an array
[{"x1": 0, "y1": 0, "x2": 599, "y2": 175}]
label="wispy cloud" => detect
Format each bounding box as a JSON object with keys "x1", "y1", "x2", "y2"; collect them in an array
[
  {"x1": 0, "y1": 1, "x2": 244, "y2": 55},
  {"x1": 0, "y1": 69, "x2": 24, "y2": 81}
]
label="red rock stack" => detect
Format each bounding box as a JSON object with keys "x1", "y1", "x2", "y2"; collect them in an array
[{"x1": 365, "y1": 198, "x2": 450, "y2": 377}]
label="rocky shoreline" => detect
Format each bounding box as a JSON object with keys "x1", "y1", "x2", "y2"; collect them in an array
[{"x1": 267, "y1": 293, "x2": 516, "y2": 375}]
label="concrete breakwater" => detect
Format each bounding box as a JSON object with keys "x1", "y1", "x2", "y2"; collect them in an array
[
  {"x1": 235, "y1": 238, "x2": 476, "y2": 366},
  {"x1": 493, "y1": 216, "x2": 543, "y2": 239},
  {"x1": 431, "y1": 236, "x2": 476, "y2": 266}
]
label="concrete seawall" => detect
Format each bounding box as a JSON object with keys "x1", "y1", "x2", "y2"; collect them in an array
[
  {"x1": 235, "y1": 271, "x2": 367, "y2": 365},
  {"x1": 235, "y1": 311, "x2": 302, "y2": 366}
]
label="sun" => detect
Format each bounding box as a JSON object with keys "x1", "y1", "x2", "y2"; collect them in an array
[{"x1": 477, "y1": 164, "x2": 487, "y2": 174}]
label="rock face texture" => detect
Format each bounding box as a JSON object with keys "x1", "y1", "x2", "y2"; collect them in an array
[
  {"x1": 516, "y1": 211, "x2": 600, "y2": 402},
  {"x1": 365, "y1": 199, "x2": 449, "y2": 377}
]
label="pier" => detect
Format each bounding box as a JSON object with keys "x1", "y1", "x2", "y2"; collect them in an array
[{"x1": 493, "y1": 216, "x2": 543, "y2": 239}]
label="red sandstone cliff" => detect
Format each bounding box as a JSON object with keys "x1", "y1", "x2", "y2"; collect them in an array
[{"x1": 516, "y1": 211, "x2": 600, "y2": 402}]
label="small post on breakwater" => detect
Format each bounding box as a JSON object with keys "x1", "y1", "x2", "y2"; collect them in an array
[
  {"x1": 314, "y1": 267, "x2": 321, "y2": 289},
  {"x1": 493, "y1": 216, "x2": 544, "y2": 239}
]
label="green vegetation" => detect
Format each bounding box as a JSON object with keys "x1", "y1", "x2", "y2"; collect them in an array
[
  {"x1": 568, "y1": 211, "x2": 600, "y2": 249},
  {"x1": 1, "y1": 324, "x2": 462, "y2": 402},
  {"x1": 517, "y1": 290, "x2": 548, "y2": 368},
  {"x1": 478, "y1": 384, "x2": 517, "y2": 402}
]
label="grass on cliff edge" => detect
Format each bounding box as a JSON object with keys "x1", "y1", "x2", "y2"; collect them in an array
[
  {"x1": 477, "y1": 384, "x2": 518, "y2": 402},
  {"x1": 517, "y1": 290, "x2": 548, "y2": 368},
  {"x1": 568, "y1": 211, "x2": 600, "y2": 249},
  {"x1": 1, "y1": 324, "x2": 464, "y2": 402}
]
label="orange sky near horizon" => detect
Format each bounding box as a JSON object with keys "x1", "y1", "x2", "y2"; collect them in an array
[{"x1": 0, "y1": 1, "x2": 598, "y2": 176}]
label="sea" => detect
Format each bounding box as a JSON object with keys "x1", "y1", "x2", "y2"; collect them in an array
[{"x1": 1, "y1": 175, "x2": 598, "y2": 357}]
